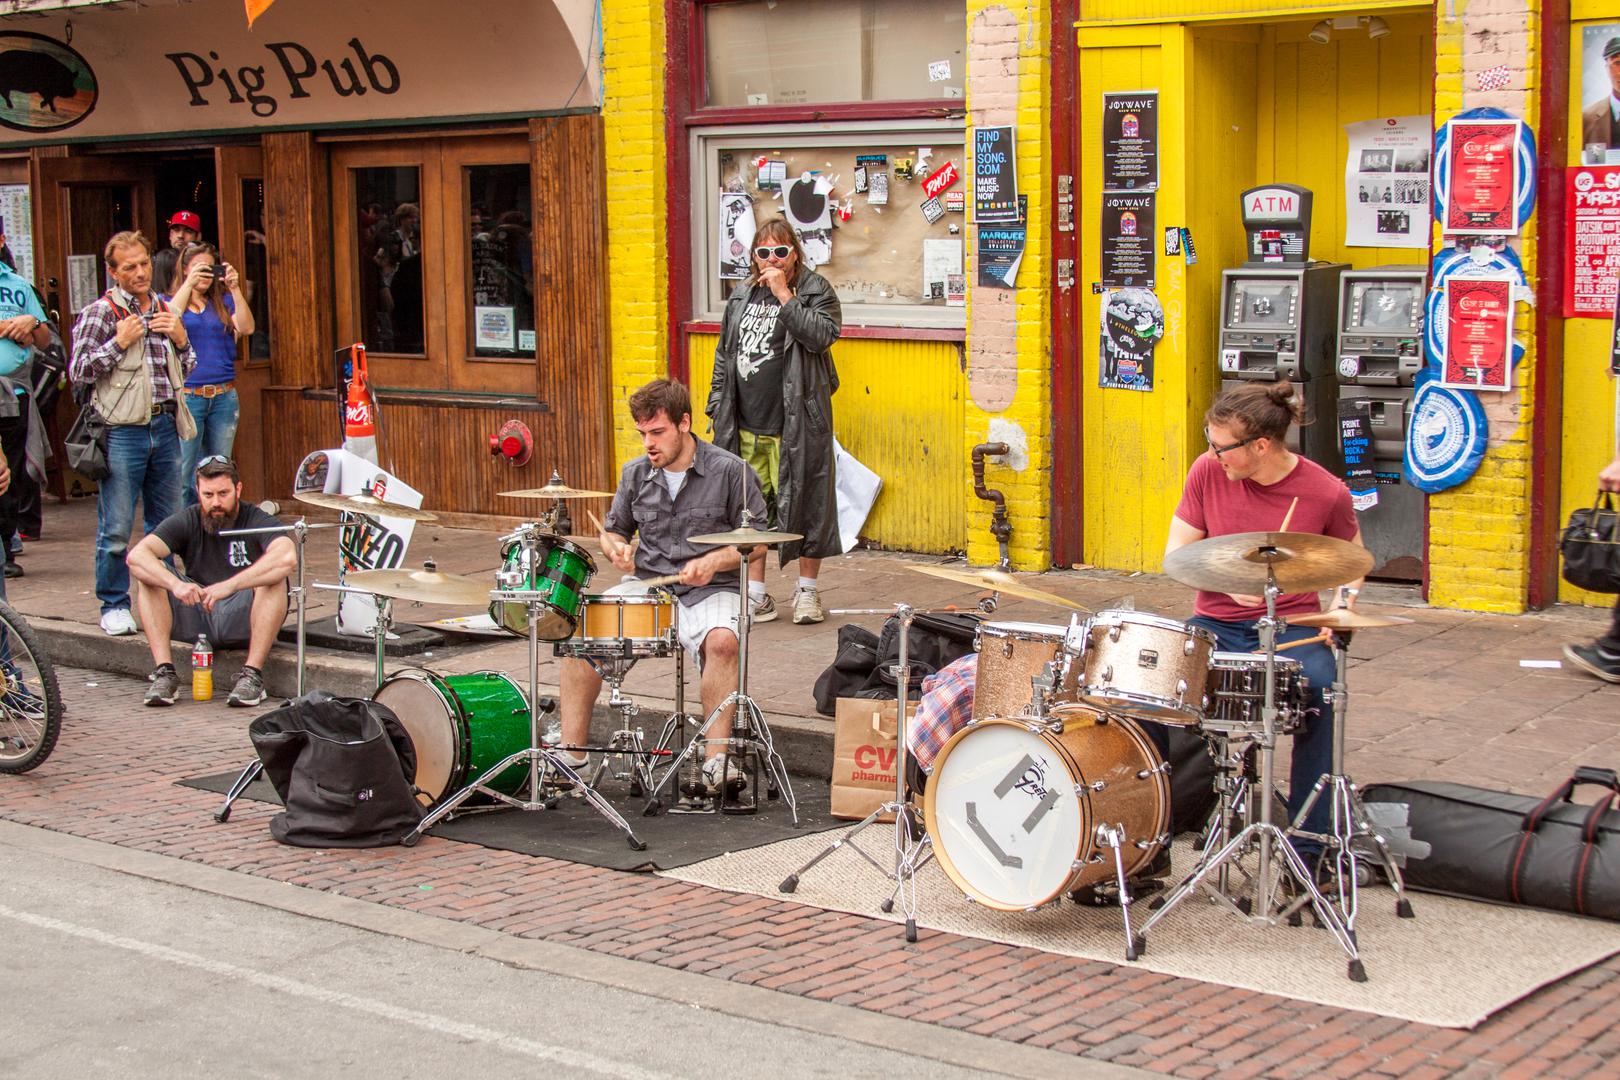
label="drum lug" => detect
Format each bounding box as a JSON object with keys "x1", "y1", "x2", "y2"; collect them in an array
[
  {"x1": 1108, "y1": 624, "x2": 1122, "y2": 643},
  {"x1": 1183, "y1": 637, "x2": 1197, "y2": 656},
  {"x1": 1175, "y1": 678, "x2": 1188, "y2": 701},
  {"x1": 1101, "y1": 664, "x2": 1114, "y2": 683}
]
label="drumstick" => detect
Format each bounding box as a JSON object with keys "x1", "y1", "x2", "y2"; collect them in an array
[
  {"x1": 585, "y1": 508, "x2": 606, "y2": 535},
  {"x1": 637, "y1": 574, "x2": 681, "y2": 587},
  {"x1": 1276, "y1": 631, "x2": 1329, "y2": 652},
  {"x1": 1278, "y1": 496, "x2": 1299, "y2": 533}
]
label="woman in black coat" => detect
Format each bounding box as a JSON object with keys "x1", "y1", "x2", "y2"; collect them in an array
[{"x1": 706, "y1": 217, "x2": 841, "y2": 625}]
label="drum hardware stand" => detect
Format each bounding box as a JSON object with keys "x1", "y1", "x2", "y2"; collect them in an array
[
  {"x1": 1133, "y1": 566, "x2": 1367, "y2": 982},
  {"x1": 1283, "y1": 625, "x2": 1415, "y2": 934},
  {"x1": 211, "y1": 516, "x2": 338, "y2": 824},
  {"x1": 579, "y1": 654, "x2": 659, "y2": 797},
  {"x1": 403, "y1": 567, "x2": 647, "y2": 848},
  {"x1": 779, "y1": 601, "x2": 972, "y2": 943},
  {"x1": 644, "y1": 520, "x2": 797, "y2": 823}
]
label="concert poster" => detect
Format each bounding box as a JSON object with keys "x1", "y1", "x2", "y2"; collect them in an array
[
  {"x1": 1563, "y1": 166, "x2": 1620, "y2": 318},
  {"x1": 1442, "y1": 118, "x2": 1519, "y2": 234},
  {"x1": 1440, "y1": 275, "x2": 1514, "y2": 391},
  {"x1": 1100, "y1": 193, "x2": 1155, "y2": 288},
  {"x1": 1102, "y1": 92, "x2": 1158, "y2": 191}
]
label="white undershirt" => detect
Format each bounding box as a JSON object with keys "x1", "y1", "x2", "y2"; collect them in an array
[{"x1": 661, "y1": 467, "x2": 688, "y2": 501}]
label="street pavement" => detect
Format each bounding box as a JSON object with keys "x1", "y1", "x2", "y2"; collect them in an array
[{"x1": 0, "y1": 500, "x2": 1618, "y2": 1076}]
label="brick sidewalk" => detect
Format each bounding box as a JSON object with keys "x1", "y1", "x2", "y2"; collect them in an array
[{"x1": 2, "y1": 667, "x2": 1617, "y2": 1077}]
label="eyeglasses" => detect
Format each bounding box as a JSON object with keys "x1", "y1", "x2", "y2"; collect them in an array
[
  {"x1": 1204, "y1": 431, "x2": 1255, "y2": 459},
  {"x1": 195, "y1": 454, "x2": 236, "y2": 472},
  {"x1": 754, "y1": 245, "x2": 793, "y2": 260}
]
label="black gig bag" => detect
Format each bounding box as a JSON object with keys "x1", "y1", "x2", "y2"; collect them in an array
[
  {"x1": 1363, "y1": 767, "x2": 1620, "y2": 920},
  {"x1": 812, "y1": 623, "x2": 882, "y2": 716},
  {"x1": 859, "y1": 611, "x2": 982, "y2": 698},
  {"x1": 249, "y1": 691, "x2": 424, "y2": 847}
]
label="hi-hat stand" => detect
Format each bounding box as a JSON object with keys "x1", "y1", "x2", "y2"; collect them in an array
[{"x1": 1133, "y1": 565, "x2": 1367, "y2": 982}]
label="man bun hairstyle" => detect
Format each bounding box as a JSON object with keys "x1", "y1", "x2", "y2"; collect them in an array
[
  {"x1": 1206, "y1": 380, "x2": 1307, "y2": 443},
  {"x1": 628, "y1": 378, "x2": 691, "y2": 426}
]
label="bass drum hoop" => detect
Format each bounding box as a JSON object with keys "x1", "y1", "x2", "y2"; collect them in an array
[{"x1": 373, "y1": 667, "x2": 468, "y2": 807}]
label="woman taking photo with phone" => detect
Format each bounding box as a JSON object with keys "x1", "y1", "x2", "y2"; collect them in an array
[{"x1": 168, "y1": 242, "x2": 254, "y2": 507}]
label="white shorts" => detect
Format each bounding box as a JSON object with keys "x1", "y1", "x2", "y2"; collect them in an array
[{"x1": 605, "y1": 578, "x2": 740, "y2": 670}]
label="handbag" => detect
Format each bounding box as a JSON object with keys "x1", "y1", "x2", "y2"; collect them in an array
[
  {"x1": 1560, "y1": 491, "x2": 1620, "y2": 594},
  {"x1": 64, "y1": 402, "x2": 109, "y2": 481}
]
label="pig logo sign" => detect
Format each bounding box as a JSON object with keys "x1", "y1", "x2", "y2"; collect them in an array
[{"x1": 0, "y1": 32, "x2": 97, "y2": 133}]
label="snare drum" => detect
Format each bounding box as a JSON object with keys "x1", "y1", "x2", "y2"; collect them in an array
[
  {"x1": 554, "y1": 592, "x2": 676, "y2": 659},
  {"x1": 373, "y1": 669, "x2": 532, "y2": 806},
  {"x1": 490, "y1": 535, "x2": 596, "y2": 640},
  {"x1": 924, "y1": 707, "x2": 1170, "y2": 910},
  {"x1": 972, "y1": 621, "x2": 1083, "y2": 719},
  {"x1": 1203, "y1": 652, "x2": 1311, "y2": 735},
  {"x1": 1075, "y1": 611, "x2": 1216, "y2": 726}
]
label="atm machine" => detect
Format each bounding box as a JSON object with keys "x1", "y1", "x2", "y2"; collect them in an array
[
  {"x1": 1334, "y1": 265, "x2": 1428, "y2": 581},
  {"x1": 1217, "y1": 184, "x2": 1347, "y2": 475}
]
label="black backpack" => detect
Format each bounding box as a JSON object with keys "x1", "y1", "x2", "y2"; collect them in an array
[{"x1": 812, "y1": 612, "x2": 982, "y2": 715}]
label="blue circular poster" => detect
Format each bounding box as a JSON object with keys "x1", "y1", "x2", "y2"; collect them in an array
[{"x1": 1405, "y1": 373, "x2": 1488, "y2": 493}]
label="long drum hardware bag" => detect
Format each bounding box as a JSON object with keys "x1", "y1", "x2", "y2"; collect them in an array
[
  {"x1": 1363, "y1": 767, "x2": 1620, "y2": 920},
  {"x1": 249, "y1": 690, "x2": 424, "y2": 847},
  {"x1": 1560, "y1": 490, "x2": 1620, "y2": 594}
]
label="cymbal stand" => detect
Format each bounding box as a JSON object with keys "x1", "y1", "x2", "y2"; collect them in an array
[
  {"x1": 405, "y1": 585, "x2": 646, "y2": 849},
  {"x1": 1284, "y1": 625, "x2": 1416, "y2": 935},
  {"x1": 644, "y1": 537, "x2": 797, "y2": 823},
  {"x1": 212, "y1": 517, "x2": 337, "y2": 824},
  {"x1": 779, "y1": 601, "x2": 966, "y2": 943},
  {"x1": 1134, "y1": 564, "x2": 1366, "y2": 982}
]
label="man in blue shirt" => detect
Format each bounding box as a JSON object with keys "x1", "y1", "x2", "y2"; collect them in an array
[{"x1": 0, "y1": 231, "x2": 49, "y2": 579}]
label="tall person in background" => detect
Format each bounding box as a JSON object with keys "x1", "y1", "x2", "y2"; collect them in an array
[
  {"x1": 151, "y1": 210, "x2": 202, "y2": 304},
  {"x1": 707, "y1": 218, "x2": 841, "y2": 626},
  {"x1": 1564, "y1": 448, "x2": 1620, "y2": 683},
  {"x1": 168, "y1": 243, "x2": 253, "y2": 507}
]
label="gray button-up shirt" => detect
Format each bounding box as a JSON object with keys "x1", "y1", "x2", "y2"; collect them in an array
[{"x1": 603, "y1": 435, "x2": 767, "y2": 606}]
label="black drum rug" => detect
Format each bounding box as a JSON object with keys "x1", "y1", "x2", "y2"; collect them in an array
[{"x1": 179, "y1": 770, "x2": 842, "y2": 873}]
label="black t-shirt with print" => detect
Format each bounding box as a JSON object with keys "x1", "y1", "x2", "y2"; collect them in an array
[
  {"x1": 152, "y1": 502, "x2": 281, "y2": 587},
  {"x1": 733, "y1": 284, "x2": 787, "y2": 435}
]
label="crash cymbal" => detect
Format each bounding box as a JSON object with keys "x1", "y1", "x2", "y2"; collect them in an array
[
  {"x1": 905, "y1": 563, "x2": 1090, "y2": 611},
  {"x1": 1163, "y1": 531, "x2": 1374, "y2": 596},
  {"x1": 294, "y1": 490, "x2": 439, "y2": 522},
  {"x1": 1289, "y1": 608, "x2": 1414, "y2": 630},
  {"x1": 686, "y1": 526, "x2": 804, "y2": 546},
  {"x1": 498, "y1": 484, "x2": 615, "y2": 500},
  {"x1": 345, "y1": 566, "x2": 491, "y2": 607}
]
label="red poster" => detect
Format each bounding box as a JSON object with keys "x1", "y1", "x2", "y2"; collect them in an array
[
  {"x1": 1441, "y1": 276, "x2": 1514, "y2": 391},
  {"x1": 1564, "y1": 166, "x2": 1620, "y2": 318},
  {"x1": 1444, "y1": 119, "x2": 1517, "y2": 234}
]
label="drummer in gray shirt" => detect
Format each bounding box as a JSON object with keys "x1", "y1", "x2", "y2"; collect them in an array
[{"x1": 557, "y1": 378, "x2": 766, "y2": 795}]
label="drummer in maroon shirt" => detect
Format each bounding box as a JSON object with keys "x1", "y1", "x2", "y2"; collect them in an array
[{"x1": 1163, "y1": 380, "x2": 1368, "y2": 866}]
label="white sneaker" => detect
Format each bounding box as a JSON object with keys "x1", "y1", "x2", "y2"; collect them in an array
[
  {"x1": 752, "y1": 594, "x2": 778, "y2": 623},
  {"x1": 701, "y1": 754, "x2": 748, "y2": 795},
  {"x1": 791, "y1": 587, "x2": 825, "y2": 625},
  {"x1": 100, "y1": 608, "x2": 137, "y2": 636}
]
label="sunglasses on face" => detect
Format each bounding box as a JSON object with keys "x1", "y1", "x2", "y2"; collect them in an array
[{"x1": 754, "y1": 245, "x2": 793, "y2": 260}]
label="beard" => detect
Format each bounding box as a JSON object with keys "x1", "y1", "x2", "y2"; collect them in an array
[{"x1": 201, "y1": 506, "x2": 234, "y2": 534}]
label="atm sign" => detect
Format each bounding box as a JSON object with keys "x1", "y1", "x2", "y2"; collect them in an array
[{"x1": 1246, "y1": 188, "x2": 1299, "y2": 220}]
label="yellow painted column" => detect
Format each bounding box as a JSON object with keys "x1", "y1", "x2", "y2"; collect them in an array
[
  {"x1": 965, "y1": 0, "x2": 1053, "y2": 569},
  {"x1": 601, "y1": 0, "x2": 668, "y2": 469},
  {"x1": 1426, "y1": 1, "x2": 1540, "y2": 613}
]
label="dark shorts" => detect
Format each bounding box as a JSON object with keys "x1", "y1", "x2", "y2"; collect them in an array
[{"x1": 168, "y1": 586, "x2": 255, "y2": 648}]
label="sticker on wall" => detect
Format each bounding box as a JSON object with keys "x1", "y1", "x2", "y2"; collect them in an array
[
  {"x1": 0, "y1": 32, "x2": 97, "y2": 133},
  {"x1": 1432, "y1": 107, "x2": 1536, "y2": 236},
  {"x1": 1098, "y1": 288, "x2": 1164, "y2": 392},
  {"x1": 783, "y1": 173, "x2": 834, "y2": 233},
  {"x1": 717, "y1": 192, "x2": 756, "y2": 281},
  {"x1": 1404, "y1": 371, "x2": 1488, "y2": 493}
]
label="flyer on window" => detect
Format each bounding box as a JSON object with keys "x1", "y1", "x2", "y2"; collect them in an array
[
  {"x1": 1440, "y1": 275, "x2": 1514, "y2": 390},
  {"x1": 1442, "y1": 118, "x2": 1519, "y2": 234},
  {"x1": 1343, "y1": 116, "x2": 1430, "y2": 248}
]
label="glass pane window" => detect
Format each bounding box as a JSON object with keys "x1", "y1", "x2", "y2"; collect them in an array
[
  {"x1": 704, "y1": 0, "x2": 965, "y2": 108},
  {"x1": 354, "y1": 167, "x2": 424, "y2": 355},
  {"x1": 241, "y1": 178, "x2": 271, "y2": 361},
  {"x1": 466, "y1": 164, "x2": 535, "y2": 359}
]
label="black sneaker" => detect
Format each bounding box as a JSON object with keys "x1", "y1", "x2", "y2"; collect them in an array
[
  {"x1": 227, "y1": 668, "x2": 266, "y2": 707},
  {"x1": 144, "y1": 666, "x2": 179, "y2": 707},
  {"x1": 1564, "y1": 643, "x2": 1620, "y2": 684},
  {"x1": 3, "y1": 562, "x2": 22, "y2": 579}
]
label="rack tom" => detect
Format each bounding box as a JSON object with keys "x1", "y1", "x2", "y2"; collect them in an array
[
  {"x1": 490, "y1": 535, "x2": 596, "y2": 640},
  {"x1": 1075, "y1": 611, "x2": 1216, "y2": 726},
  {"x1": 972, "y1": 621, "x2": 1083, "y2": 719}
]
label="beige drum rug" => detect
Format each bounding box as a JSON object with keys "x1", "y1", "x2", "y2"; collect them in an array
[{"x1": 659, "y1": 832, "x2": 1620, "y2": 1029}]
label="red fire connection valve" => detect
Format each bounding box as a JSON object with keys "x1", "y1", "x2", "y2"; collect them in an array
[{"x1": 489, "y1": 419, "x2": 533, "y2": 467}]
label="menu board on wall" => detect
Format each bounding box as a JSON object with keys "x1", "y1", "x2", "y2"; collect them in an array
[
  {"x1": 1440, "y1": 275, "x2": 1514, "y2": 391},
  {"x1": 1442, "y1": 118, "x2": 1519, "y2": 234},
  {"x1": 0, "y1": 186, "x2": 32, "y2": 283},
  {"x1": 1564, "y1": 165, "x2": 1620, "y2": 318},
  {"x1": 1102, "y1": 92, "x2": 1158, "y2": 191},
  {"x1": 1100, "y1": 192, "x2": 1155, "y2": 288}
]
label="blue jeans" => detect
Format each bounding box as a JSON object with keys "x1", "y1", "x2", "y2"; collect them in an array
[
  {"x1": 96, "y1": 412, "x2": 182, "y2": 613},
  {"x1": 178, "y1": 388, "x2": 239, "y2": 507}
]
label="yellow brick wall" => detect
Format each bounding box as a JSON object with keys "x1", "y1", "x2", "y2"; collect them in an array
[
  {"x1": 601, "y1": 0, "x2": 668, "y2": 469},
  {"x1": 965, "y1": 0, "x2": 1052, "y2": 569},
  {"x1": 1425, "y1": 2, "x2": 1539, "y2": 614}
]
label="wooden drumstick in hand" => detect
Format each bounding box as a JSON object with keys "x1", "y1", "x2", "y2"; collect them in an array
[{"x1": 1278, "y1": 496, "x2": 1299, "y2": 533}]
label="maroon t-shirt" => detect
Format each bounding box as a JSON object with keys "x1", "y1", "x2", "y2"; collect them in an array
[{"x1": 1173, "y1": 453, "x2": 1358, "y2": 621}]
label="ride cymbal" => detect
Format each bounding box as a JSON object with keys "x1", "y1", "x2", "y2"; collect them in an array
[
  {"x1": 905, "y1": 562, "x2": 1090, "y2": 611},
  {"x1": 344, "y1": 567, "x2": 491, "y2": 607},
  {"x1": 294, "y1": 490, "x2": 439, "y2": 522},
  {"x1": 1289, "y1": 608, "x2": 1414, "y2": 630},
  {"x1": 1163, "y1": 531, "x2": 1374, "y2": 596},
  {"x1": 498, "y1": 484, "x2": 616, "y2": 500},
  {"x1": 686, "y1": 526, "x2": 804, "y2": 546}
]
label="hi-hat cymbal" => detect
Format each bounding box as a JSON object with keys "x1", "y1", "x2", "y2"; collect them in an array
[
  {"x1": 345, "y1": 566, "x2": 491, "y2": 607},
  {"x1": 905, "y1": 563, "x2": 1090, "y2": 611},
  {"x1": 686, "y1": 526, "x2": 804, "y2": 546},
  {"x1": 294, "y1": 490, "x2": 439, "y2": 522},
  {"x1": 499, "y1": 484, "x2": 615, "y2": 500},
  {"x1": 1289, "y1": 608, "x2": 1414, "y2": 630},
  {"x1": 1164, "y1": 531, "x2": 1374, "y2": 596}
]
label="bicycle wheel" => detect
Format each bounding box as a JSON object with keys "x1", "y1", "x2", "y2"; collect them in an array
[{"x1": 0, "y1": 600, "x2": 63, "y2": 774}]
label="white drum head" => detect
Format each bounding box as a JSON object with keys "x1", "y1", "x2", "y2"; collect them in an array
[
  {"x1": 374, "y1": 673, "x2": 457, "y2": 804},
  {"x1": 928, "y1": 721, "x2": 1086, "y2": 910}
]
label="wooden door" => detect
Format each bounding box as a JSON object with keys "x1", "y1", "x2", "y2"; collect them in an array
[
  {"x1": 36, "y1": 156, "x2": 158, "y2": 341},
  {"x1": 215, "y1": 145, "x2": 271, "y2": 496}
]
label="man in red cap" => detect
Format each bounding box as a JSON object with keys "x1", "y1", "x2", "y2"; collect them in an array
[{"x1": 152, "y1": 211, "x2": 203, "y2": 296}]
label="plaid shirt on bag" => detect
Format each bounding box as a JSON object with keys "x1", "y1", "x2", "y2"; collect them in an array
[
  {"x1": 908, "y1": 652, "x2": 979, "y2": 773},
  {"x1": 69, "y1": 292, "x2": 195, "y2": 404}
]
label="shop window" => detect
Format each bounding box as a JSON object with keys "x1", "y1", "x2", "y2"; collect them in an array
[
  {"x1": 703, "y1": 0, "x2": 965, "y2": 107},
  {"x1": 240, "y1": 177, "x2": 271, "y2": 362},
  {"x1": 354, "y1": 166, "x2": 425, "y2": 356},
  {"x1": 691, "y1": 119, "x2": 966, "y2": 329},
  {"x1": 466, "y1": 164, "x2": 536, "y2": 359}
]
